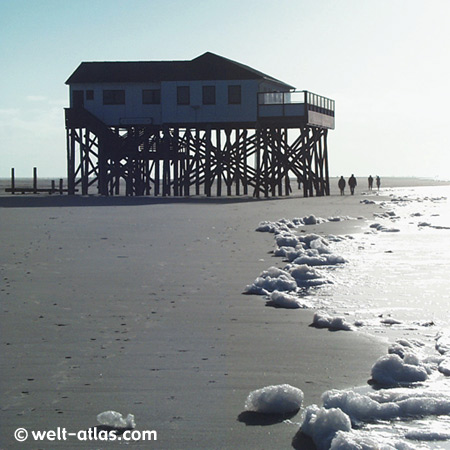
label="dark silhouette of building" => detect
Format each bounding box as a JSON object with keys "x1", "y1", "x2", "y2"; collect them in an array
[{"x1": 65, "y1": 52, "x2": 335, "y2": 197}]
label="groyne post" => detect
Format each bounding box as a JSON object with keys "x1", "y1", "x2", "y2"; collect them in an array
[
  {"x1": 11, "y1": 168, "x2": 15, "y2": 194},
  {"x1": 33, "y1": 167, "x2": 37, "y2": 194}
]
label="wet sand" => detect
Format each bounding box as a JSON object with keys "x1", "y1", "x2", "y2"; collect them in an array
[{"x1": 1, "y1": 178, "x2": 448, "y2": 449}]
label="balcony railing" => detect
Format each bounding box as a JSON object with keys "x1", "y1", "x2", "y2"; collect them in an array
[{"x1": 258, "y1": 90, "x2": 335, "y2": 118}]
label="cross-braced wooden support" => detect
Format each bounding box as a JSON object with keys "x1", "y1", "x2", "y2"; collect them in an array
[{"x1": 65, "y1": 109, "x2": 330, "y2": 197}]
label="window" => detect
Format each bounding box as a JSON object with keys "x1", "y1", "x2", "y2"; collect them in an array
[
  {"x1": 202, "y1": 86, "x2": 216, "y2": 105},
  {"x1": 103, "y1": 90, "x2": 125, "y2": 105},
  {"x1": 86, "y1": 90, "x2": 94, "y2": 101},
  {"x1": 142, "y1": 89, "x2": 161, "y2": 105},
  {"x1": 228, "y1": 85, "x2": 241, "y2": 104},
  {"x1": 177, "y1": 86, "x2": 190, "y2": 105}
]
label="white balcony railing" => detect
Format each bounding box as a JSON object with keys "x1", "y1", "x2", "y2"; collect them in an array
[{"x1": 258, "y1": 90, "x2": 335, "y2": 117}]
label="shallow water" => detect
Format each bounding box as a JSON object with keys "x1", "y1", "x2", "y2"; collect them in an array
[
  {"x1": 251, "y1": 185, "x2": 450, "y2": 449},
  {"x1": 314, "y1": 186, "x2": 450, "y2": 449}
]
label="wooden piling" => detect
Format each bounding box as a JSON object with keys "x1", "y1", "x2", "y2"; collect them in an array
[
  {"x1": 33, "y1": 167, "x2": 37, "y2": 193},
  {"x1": 11, "y1": 168, "x2": 15, "y2": 194}
]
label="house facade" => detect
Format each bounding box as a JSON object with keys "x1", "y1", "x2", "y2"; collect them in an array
[{"x1": 66, "y1": 52, "x2": 334, "y2": 129}]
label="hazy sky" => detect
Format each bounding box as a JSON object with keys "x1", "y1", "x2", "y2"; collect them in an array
[{"x1": 1, "y1": 0, "x2": 449, "y2": 179}]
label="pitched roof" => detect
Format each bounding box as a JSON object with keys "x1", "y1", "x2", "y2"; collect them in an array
[{"x1": 65, "y1": 52, "x2": 294, "y2": 89}]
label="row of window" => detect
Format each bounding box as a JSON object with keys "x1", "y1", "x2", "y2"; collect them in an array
[{"x1": 83, "y1": 86, "x2": 242, "y2": 106}]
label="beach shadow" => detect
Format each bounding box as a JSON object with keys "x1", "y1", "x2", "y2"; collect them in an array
[
  {"x1": 291, "y1": 429, "x2": 317, "y2": 449},
  {"x1": 237, "y1": 409, "x2": 299, "y2": 426},
  {"x1": 264, "y1": 300, "x2": 300, "y2": 309},
  {"x1": 308, "y1": 323, "x2": 349, "y2": 332},
  {"x1": 0, "y1": 193, "x2": 304, "y2": 209}
]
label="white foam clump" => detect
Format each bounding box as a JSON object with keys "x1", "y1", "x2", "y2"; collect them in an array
[
  {"x1": 303, "y1": 214, "x2": 325, "y2": 225},
  {"x1": 300, "y1": 405, "x2": 351, "y2": 450},
  {"x1": 436, "y1": 332, "x2": 450, "y2": 355},
  {"x1": 405, "y1": 428, "x2": 450, "y2": 441},
  {"x1": 371, "y1": 353, "x2": 428, "y2": 385},
  {"x1": 97, "y1": 411, "x2": 136, "y2": 429},
  {"x1": 245, "y1": 384, "x2": 304, "y2": 414},
  {"x1": 381, "y1": 317, "x2": 402, "y2": 325},
  {"x1": 312, "y1": 312, "x2": 353, "y2": 331},
  {"x1": 267, "y1": 290, "x2": 310, "y2": 309},
  {"x1": 275, "y1": 233, "x2": 346, "y2": 267},
  {"x1": 330, "y1": 430, "x2": 421, "y2": 450},
  {"x1": 275, "y1": 231, "x2": 302, "y2": 248},
  {"x1": 243, "y1": 266, "x2": 297, "y2": 295},
  {"x1": 436, "y1": 332, "x2": 450, "y2": 376},
  {"x1": 292, "y1": 251, "x2": 346, "y2": 266},
  {"x1": 287, "y1": 264, "x2": 330, "y2": 287},
  {"x1": 301, "y1": 387, "x2": 450, "y2": 449},
  {"x1": 370, "y1": 223, "x2": 400, "y2": 233},
  {"x1": 256, "y1": 218, "x2": 299, "y2": 233},
  {"x1": 439, "y1": 358, "x2": 450, "y2": 376},
  {"x1": 388, "y1": 338, "x2": 424, "y2": 358},
  {"x1": 257, "y1": 221, "x2": 347, "y2": 267},
  {"x1": 323, "y1": 387, "x2": 450, "y2": 422},
  {"x1": 244, "y1": 263, "x2": 331, "y2": 295}
]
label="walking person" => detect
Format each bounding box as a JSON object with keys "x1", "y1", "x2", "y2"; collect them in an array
[
  {"x1": 348, "y1": 174, "x2": 357, "y2": 195},
  {"x1": 368, "y1": 175, "x2": 373, "y2": 191},
  {"x1": 376, "y1": 175, "x2": 381, "y2": 190},
  {"x1": 338, "y1": 176, "x2": 346, "y2": 195}
]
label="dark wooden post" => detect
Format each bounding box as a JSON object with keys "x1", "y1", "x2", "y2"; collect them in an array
[
  {"x1": 67, "y1": 129, "x2": 75, "y2": 195},
  {"x1": 235, "y1": 129, "x2": 241, "y2": 196},
  {"x1": 33, "y1": 167, "x2": 37, "y2": 194},
  {"x1": 11, "y1": 168, "x2": 15, "y2": 194},
  {"x1": 205, "y1": 126, "x2": 211, "y2": 197},
  {"x1": 183, "y1": 129, "x2": 190, "y2": 196},
  {"x1": 323, "y1": 129, "x2": 330, "y2": 195},
  {"x1": 254, "y1": 127, "x2": 261, "y2": 198},
  {"x1": 242, "y1": 129, "x2": 248, "y2": 195},
  {"x1": 195, "y1": 128, "x2": 200, "y2": 196},
  {"x1": 216, "y1": 130, "x2": 222, "y2": 197}
]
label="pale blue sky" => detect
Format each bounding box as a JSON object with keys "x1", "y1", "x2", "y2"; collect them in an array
[{"x1": 1, "y1": 0, "x2": 449, "y2": 179}]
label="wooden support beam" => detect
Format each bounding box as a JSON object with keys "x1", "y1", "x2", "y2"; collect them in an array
[
  {"x1": 11, "y1": 168, "x2": 15, "y2": 194},
  {"x1": 33, "y1": 167, "x2": 37, "y2": 194},
  {"x1": 242, "y1": 129, "x2": 248, "y2": 195},
  {"x1": 205, "y1": 126, "x2": 211, "y2": 197},
  {"x1": 323, "y1": 129, "x2": 330, "y2": 195},
  {"x1": 216, "y1": 130, "x2": 222, "y2": 197}
]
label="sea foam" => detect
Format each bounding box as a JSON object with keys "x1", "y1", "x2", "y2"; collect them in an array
[
  {"x1": 96, "y1": 411, "x2": 135, "y2": 429},
  {"x1": 245, "y1": 384, "x2": 304, "y2": 414}
]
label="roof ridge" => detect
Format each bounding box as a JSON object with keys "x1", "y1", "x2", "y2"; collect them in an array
[{"x1": 66, "y1": 53, "x2": 294, "y2": 89}]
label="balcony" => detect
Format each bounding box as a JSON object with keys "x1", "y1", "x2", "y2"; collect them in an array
[{"x1": 257, "y1": 90, "x2": 335, "y2": 129}]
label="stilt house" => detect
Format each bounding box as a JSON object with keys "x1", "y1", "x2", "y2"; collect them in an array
[{"x1": 65, "y1": 52, "x2": 334, "y2": 197}]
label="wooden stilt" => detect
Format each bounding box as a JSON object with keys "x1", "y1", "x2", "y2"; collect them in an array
[
  {"x1": 11, "y1": 168, "x2": 15, "y2": 194},
  {"x1": 216, "y1": 130, "x2": 222, "y2": 197},
  {"x1": 33, "y1": 167, "x2": 37, "y2": 194}
]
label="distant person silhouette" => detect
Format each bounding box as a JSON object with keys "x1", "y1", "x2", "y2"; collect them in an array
[
  {"x1": 348, "y1": 174, "x2": 357, "y2": 195},
  {"x1": 376, "y1": 175, "x2": 381, "y2": 190},
  {"x1": 338, "y1": 176, "x2": 346, "y2": 195},
  {"x1": 368, "y1": 175, "x2": 373, "y2": 191}
]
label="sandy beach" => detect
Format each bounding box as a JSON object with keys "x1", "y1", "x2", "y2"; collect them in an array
[{"x1": 1, "y1": 177, "x2": 449, "y2": 449}]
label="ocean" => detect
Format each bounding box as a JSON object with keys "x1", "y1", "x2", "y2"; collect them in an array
[{"x1": 247, "y1": 185, "x2": 450, "y2": 449}]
